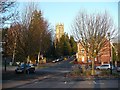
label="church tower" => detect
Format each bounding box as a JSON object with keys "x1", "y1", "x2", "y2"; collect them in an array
[{"x1": 55, "y1": 23, "x2": 64, "y2": 43}]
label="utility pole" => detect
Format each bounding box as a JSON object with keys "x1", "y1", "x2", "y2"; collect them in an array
[
  {"x1": 5, "y1": 57, "x2": 6, "y2": 72},
  {"x1": 108, "y1": 32, "x2": 112, "y2": 75}
]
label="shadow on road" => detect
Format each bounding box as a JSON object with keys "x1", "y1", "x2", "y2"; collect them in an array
[{"x1": 2, "y1": 70, "x2": 56, "y2": 81}]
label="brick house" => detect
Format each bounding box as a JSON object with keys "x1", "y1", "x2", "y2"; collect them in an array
[{"x1": 76, "y1": 40, "x2": 111, "y2": 65}]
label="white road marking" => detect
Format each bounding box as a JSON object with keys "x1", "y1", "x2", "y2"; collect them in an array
[
  {"x1": 93, "y1": 81, "x2": 104, "y2": 84},
  {"x1": 34, "y1": 82, "x2": 38, "y2": 83},
  {"x1": 44, "y1": 76, "x2": 46, "y2": 78},
  {"x1": 93, "y1": 81, "x2": 96, "y2": 84},
  {"x1": 64, "y1": 81, "x2": 67, "y2": 84}
]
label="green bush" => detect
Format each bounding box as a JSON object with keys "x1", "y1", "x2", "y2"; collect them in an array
[
  {"x1": 112, "y1": 73, "x2": 119, "y2": 77},
  {"x1": 82, "y1": 70, "x2": 91, "y2": 76},
  {"x1": 71, "y1": 69, "x2": 81, "y2": 75},
  {"x1": 100, "y1": 70, "x2": 110, "y2": 75}
]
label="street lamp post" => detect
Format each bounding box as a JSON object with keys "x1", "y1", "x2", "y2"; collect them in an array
[
  {"x1": 108, "y1": 32, "x2": 112, "y2": 75},
  {"x1": 2, "y1": 41, "x2": 7, "y2": 72}
]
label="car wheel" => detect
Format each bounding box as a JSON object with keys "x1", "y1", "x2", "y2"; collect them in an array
[
  {"x1": 107, "y1": 68, "x2": 110, "y2": 70},
  {"x1": 117, "y1": 70, "x2": 120, "y2": 72},
  {"x1": 26, "y1": 70, "x2": 30, "y2": 74},
  {"x1": 33, "y1": 70, "x2": 35, "y2": 73},
  {"x1": 15, "y1": 71, "x2": 18, "y2": 74},
  {"x1": 97, "y1": 68, "x2": 100, "y2": 70}
]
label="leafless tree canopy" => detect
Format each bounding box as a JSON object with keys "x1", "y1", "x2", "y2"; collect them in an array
[
  {"x1": 0, "y1": 0, "x2": 15, "y2": 13},
  {"x1": 0, "y1": 0, "x2": 18, "y2": 28},
  {"x1": 72, "y1": 11, "x2": 116, "y2": 58}
]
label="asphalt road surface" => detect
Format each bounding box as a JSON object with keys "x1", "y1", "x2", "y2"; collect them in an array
[
  {"x1": 2, "y1": 57, "x2": 120, "y2": 89},
  {"x1": 18, "y1": 76, "x2": 119, "y2": 88}
]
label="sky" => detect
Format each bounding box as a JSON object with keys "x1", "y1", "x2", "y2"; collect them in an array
[{"x1": 17, "y1": 1, "x2": 118, "y2": 36}]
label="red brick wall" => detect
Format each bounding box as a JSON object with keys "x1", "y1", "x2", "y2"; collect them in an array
[{"x1": 77, "y1": 41, "x2": 111, "y2": 65}]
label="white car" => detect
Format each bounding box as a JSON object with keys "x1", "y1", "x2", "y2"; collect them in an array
[{"x1": 96, "y1": 64, "x2": 114, "y2": 70}]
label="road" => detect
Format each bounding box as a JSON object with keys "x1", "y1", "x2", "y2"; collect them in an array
[
  {"x1": 2, "y1": 57, "x2": 73, "y2": 89},
  {"x1": 18, "y1": 76, "x2": 119, "y2": 88},
  {"x1": 2, "y1": 57, "x2": 120, "y2": 89}
]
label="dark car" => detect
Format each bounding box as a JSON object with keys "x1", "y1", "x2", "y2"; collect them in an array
[{"x1": 15, "y1": 63, "x2": 35, "y2": 74}]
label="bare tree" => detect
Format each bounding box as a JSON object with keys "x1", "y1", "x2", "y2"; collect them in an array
[
  {"x1": 0, "y1": 0, "x2": 18, "y2": 28},
  {"x1": 1, "y1": 0, "x2": 20, "y2": 66},
  {"x1": 72, "y1": 11, "x2": 116, "y2": 75},
  {"x1": 3, "y1": 23, "x2": 20, "y2": 63}
]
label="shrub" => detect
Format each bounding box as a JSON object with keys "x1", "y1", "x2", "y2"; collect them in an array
[
  {"x1": 82, "y1": 70, "x2": 91, "y2": 76},
  {"x1": 71, "y1": 69, "x2": 81, "y2": 75},
  {"x1": 100, "y1": 70, "x2": 110, "y2": 76},
  {"x1": 71, "y1": 64, "x2": 82, "y2": 76}
]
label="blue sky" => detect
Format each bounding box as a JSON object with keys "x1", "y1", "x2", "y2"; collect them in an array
[{"x1": 18, "y1": 2, "x2": 118, "y2": 35}]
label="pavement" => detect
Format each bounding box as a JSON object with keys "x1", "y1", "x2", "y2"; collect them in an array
[{"x1": 2, "y1": 74, "x2": 57, "y2": 88}]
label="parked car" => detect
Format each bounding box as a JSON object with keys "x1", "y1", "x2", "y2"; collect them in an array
[
  {"x1": 116, "y1": 66, "x2": 120, "y2": 72},
  {"x1": 56, "y1": 59, "x2": 59, "y2": 62},
  {"x1": 59, "y1": 57, "x2": 64, "y2": 61},
  {"x1": 52, "y1": 60, "x2": 56, "y2": 63},
  {"x1": 15, "y1": 63, "x2": 35, "y2": 74},
  {"x1": 52, "y1": 58, "x2": 61, "y2": 63},
  {"x1": 96, "y1": 64, "x2": 114, "y2": 70},
  {"x1": 96, "y1": 66, "x2": 101, "y2": 70}
]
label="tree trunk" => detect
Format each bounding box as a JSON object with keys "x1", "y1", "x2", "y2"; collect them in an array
[
  {"x1": 86, "y1": 53, "x2": 89, "y2": 69},
  {"x1": 12, "y1": 39, "x2": 16, "y2": 65},
  {"x1": 4, "y1": 58, "x2": 6, "y2": 72},
  {"x1": 91, "y1": 58, "x2": 95, "y2": 75},
  {"x1": 12, "y1": 51, "x2": 15, "y2": 65},
  {"x1": 24, "y1": 61, "x2": 27, "y2": 74},
  {"x1": 115, "y1": 61, "x2": 117, "y2": 67},
  {"x1": 37, "y1": 52, "x2": 40, "y2": 65},
  {"x1": 27, "y1": 55, "x2": 30, "y2": 63},
  {"x1": 24, "y1": 56, "x2": 29, "y2": 74}
]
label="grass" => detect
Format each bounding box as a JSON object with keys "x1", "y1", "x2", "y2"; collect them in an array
[
  {"x1": 69, "y1": 61, "x2": 74, "y2": 64},
  {"x1": 71, "y1": 69, "x2": 82, "y2": 76},
  {"x1": 82, "y1": 70, "x2": 91, "y2": 76},
  {"x1": 100, "y1": 70, "x2": 110, "y2": 75},
  {"x1": 111, "y1": 72, "x2": 120, "y2": 77},
  {"x1": 99, "y1": 70, "x2": 120, "y2": 77},
  {"x1": 68, "y1": 68, "x2": 120, "y2": 78}
]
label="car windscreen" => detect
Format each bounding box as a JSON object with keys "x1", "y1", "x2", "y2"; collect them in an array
[
  {"x1": 101, "y1": 65, "x2": 109, "y2": 67},
  {"x1": 20, "y1": 64, "x2": 30, "y2": 67}
]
